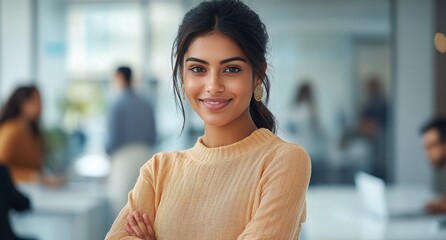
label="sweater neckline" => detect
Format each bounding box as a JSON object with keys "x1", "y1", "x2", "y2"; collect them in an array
[{"x1": 188, "y1": 128, "x2": 276, "y2": 162}]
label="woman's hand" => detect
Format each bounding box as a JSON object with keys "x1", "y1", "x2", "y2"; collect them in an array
[
  {"x1": 41, "y1": 174, "x2": 65, "y2": 188},
  {"x1": 125, "y1": 210, "x2": 156, "y2": 240}
]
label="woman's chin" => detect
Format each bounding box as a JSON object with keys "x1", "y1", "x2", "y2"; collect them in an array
[{"x1": 200, "y1": 117, "x2": 232, "y2": 128}]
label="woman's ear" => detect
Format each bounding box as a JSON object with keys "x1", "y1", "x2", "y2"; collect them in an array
[
  {"x1": 262, "y1": 63, "x2": 267, "y2": 75},
  {"x1": 255, "y1": 63, "x2": 267, "y2": 86},
  {"x1": 255, "y1": 79, "x2": 262, "y2": 87}
]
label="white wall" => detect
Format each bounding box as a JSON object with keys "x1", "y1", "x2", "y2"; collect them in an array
[
  {"x1": 253, "y1": 0, "x2": 391, "y2": 140},
  {"x1": 394, "y1": 0, "x2": 434, "y2": 184},
  {"x1": 269, "y1": 34, "x2": 355, "y2": 138},
  {"x1": 37, "y1": 0, "x2": 67, "y2": 126},
  {"x1": 0, "y1": 0, "x2": 33, "y2": 100},
  {"x1": 0, "y1": 0, "x2": 67, "y2": 126}
]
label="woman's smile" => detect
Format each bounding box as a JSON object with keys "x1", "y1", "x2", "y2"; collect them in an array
[{"x1": 199, "y1": 98, "x2": 233, "y2": 111}]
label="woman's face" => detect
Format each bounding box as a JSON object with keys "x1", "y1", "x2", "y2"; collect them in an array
[
  {"x1": 182, "y1": 33, "x2": 256, "y2": 128},
  {"x1": 22, "y1": 91, "x2": 42, "y2": 121}
]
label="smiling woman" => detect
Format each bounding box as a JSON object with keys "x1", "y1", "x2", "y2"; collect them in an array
[
  {"x1": 105, "y1": 0, "x2": 311, "y2": 239},
  {"x1": 182, "y1": 33, "x2": 257, "y2": 141}
]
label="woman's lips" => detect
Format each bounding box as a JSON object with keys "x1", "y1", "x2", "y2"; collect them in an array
[{"x1": 200, "y1": 98, "x2": 232, "y2": 111}]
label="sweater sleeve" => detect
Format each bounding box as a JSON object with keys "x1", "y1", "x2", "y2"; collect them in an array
[
  {"x1": 105, "y1": 159, "x2": 157, "y2": 240},
  {"x1": 237, "y1": 145, "x2": 311, "y2": 240}
]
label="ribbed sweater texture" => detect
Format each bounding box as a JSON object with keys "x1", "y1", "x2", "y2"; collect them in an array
[{"x1": 106, "y1": 128, "x2": 311, "y2": 240}]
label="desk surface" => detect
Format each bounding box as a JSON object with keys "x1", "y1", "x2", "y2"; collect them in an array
[
  {"x1": 17, "y1": 181, "x2": 108, "y2": 214},
  {"x1": 12, "y1": 181, "x2": 109, "y2": 240},
  {"x1": 305, "y1": 185, "x2": 446, "y2": 240}
]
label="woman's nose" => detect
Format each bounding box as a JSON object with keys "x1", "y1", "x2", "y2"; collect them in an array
[{"x1": 206, "y1": 72, "x2": 225, "y2": 94}]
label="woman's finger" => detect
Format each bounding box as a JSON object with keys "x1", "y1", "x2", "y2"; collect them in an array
[
  {"x1": 127, "y1": 214, "x2": 143, "y2": 237},
  {"x1": 143, "y1": 213, "x2": 155, "y2": 236},
  {"x1": 134, "y1": 211, "x2": 150, "y2": 238},
  {"x1": 125, "y1": 223, "x2": 136, "y2": 236}
]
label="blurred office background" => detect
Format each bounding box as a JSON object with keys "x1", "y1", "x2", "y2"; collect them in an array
[{"x1": 0, "y1": 0, "x2": 445, "y2": 239}]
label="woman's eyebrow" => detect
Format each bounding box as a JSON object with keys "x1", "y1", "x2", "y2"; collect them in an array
[
  {"x1": 220, "y1": 57, "x2": 247, "y2": 64},
  {"x1": 185, "y1": 57, "x2": 208, "y2": 64},
  {"x1": 185, "y1": 56, "x2": 247, "y2": 65}
]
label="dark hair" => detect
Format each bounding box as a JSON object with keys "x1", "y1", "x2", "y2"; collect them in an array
[
  {"x1": 294, "y1": 82, "x2": 314, "y2": 105},
  {"x1": 116, "y1": 66, "x2": 132, "y2": 87},
  {"x1": 421, "y1": 117, "x2": 446, "y2": 143},
  {"x1": 366, "y1": 75, "x2": 383, "y2": 95},
  {"x1": 0, "y1": 85, "x2": 42, "y2": 137},
  {"x1": 171, "y1": 0, "x2": 276, "y2": 133}
]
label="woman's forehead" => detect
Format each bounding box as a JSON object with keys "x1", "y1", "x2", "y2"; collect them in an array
[{"x1": 184, "y1": 33, "x2": 246, "y2": 62}]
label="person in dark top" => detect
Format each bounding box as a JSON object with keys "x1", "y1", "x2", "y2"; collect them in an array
[
  {"x1": 421, "y1": 118, "x2": 446, "y2": 213},
  {"x1": 0, "y1": 164, "x2": 34, "y2": 240},
  {"x1": 359, "y1": 76, "x2": 388, "y2": 181}
]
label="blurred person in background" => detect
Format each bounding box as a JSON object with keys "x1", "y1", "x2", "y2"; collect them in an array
[
  {"x1": 421, "y1": 117, "x2": 446, "y2": 213},
  {"x1": 359, "y1": 76, "x2": 388, "y2": 181},
  {"x1": 0, "y1": 164, "x2": 35, "y2": 240},
  {"x1": 106, "y1": 66, "x2": 157, "y2": 155},
  {"x1": 0, "y1": 85, "x2": 44, "y2": 183},
  {"x1": 106, "y1": 0, "x2": 311, "y2": 239},
  {"x1": 106, "y1": 66, "x2": 157, "y2": 216},
  {"x1": 287, "y1": 81, "x2": 327, "y2": 184}
]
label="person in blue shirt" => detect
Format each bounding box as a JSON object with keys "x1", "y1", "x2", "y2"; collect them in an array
[
  {"x1": 106, "y1": 66, "x2": 158, "y2": 216},
  {"x1": 106, "y1": 66, "x2": 157, "y2": 155}
]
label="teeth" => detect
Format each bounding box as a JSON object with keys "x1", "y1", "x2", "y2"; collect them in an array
[{"x1": 204, "y1": 100, "x2": 227, "y2": 105}]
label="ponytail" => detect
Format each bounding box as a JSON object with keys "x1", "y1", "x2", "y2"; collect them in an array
[{"x1": 250, "y1": 99, "x2": 276, "y2": 133}]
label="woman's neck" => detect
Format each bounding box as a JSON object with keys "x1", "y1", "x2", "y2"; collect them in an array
[{"x1": 201, "y1": 109, "x2": 258, "y2": 148}]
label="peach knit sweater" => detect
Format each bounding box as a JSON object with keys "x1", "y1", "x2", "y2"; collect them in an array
[{"x1": 106, "y1": 128, "x2": 311, "y2": 240}]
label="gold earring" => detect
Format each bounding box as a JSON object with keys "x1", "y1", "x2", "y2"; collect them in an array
[{"x1": 254, "y1": 84, "x2": 263, "y2": 102}]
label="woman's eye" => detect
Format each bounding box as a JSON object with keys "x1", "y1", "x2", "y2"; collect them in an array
[
  {"x1": 224, "y1": 67, "x2": 241, "y2": 73},
  {"x1": 190, "y1": 66, "x2": 205, "y2": 73}
]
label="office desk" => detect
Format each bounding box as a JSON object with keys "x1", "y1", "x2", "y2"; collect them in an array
[
  {"x1": 305, "y1": 185, "x2": 446, "y2": 240},
  {"x1": 11, "y1": 181, "x2": 110, "y2": 240}
]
